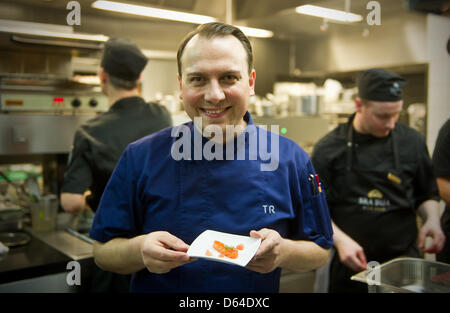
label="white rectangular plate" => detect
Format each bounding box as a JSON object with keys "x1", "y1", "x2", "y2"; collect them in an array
[{"x1": 187, "y1": 230, "x2": 261, "y2": 267}]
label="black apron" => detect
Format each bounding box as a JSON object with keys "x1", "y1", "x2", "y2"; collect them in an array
[{"x1": 329, "y1": 116, "x2": 420, "y2": 293}]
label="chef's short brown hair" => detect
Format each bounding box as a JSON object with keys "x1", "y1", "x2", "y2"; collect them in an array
[{"x1": 177, "y1": 22, "x2": 253, "y2": 77}]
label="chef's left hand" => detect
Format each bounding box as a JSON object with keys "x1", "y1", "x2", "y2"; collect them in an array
[
  {"x1": 245, "y1": 228, "x2": 283, "y2": 274},
  {"x1": 418, "y1": 218, "x2": 446, "y2": 254}
]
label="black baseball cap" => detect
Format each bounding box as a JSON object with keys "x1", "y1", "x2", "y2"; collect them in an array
[
  {"x1": 357, "y1": 68, "x2": 407, "y2": 101},
  {"x1": 101, "y1": 37, "x2": 148, "y2": 81}
]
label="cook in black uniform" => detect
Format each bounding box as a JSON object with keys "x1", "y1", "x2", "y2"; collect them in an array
[
  {"x1": 60, "y1": 37, "x2": 172, "y2": 292},
  {"x1": 312, "y1": 68, "x2": 445, "y2": 293},
  {"x1": 433, "y1": 119, "x2": 450, "y2": 263}
]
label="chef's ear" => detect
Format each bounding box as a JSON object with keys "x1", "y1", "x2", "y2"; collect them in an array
[
  {"x1": 249, "y1": 69, "x2": 256, "y2": 97},
  {"x1": 99, "y1": 68, "x2": 107, "y2": 84},
  {"x1": 355, "y1": 97, "x2": 363, "y2": 113}
]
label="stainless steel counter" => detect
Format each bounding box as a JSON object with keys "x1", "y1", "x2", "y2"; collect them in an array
[
  {"x1": 0, "y1": 230, "x2": 70, "y2": 285},
  {"x1": 0, "y1": 212, "x2": 94, "y2": 291},
  {"x1": 26, "y1": 226, "x2": 93, "y2": 261}
]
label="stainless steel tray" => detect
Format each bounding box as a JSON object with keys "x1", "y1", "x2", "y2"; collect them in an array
[{"x1": 351, "y1": 257, "x2": 450, "y2": 293}]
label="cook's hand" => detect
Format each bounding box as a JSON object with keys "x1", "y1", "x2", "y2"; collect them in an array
[
  {"x1": 335, "y1": 235, "x2": 367, "y2": 272},
  {"x1": 418, "y1": 218, "x2": 446, "y2": 254},
  {"x1": 245, "y1": 228, "x2": 283, "y2": 274},
  {"x1": 140, "y1": 231, "x2": 196, "y2": 274}
]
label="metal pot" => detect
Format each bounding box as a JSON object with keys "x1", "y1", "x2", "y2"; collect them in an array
[
  {"x1": 289, "y1": 95, "x2": 323, "y2": 115},
  {"x1": 302, "y1": 95, "x2": 324, "y2": 115},
  {"x1": 261, "y1": 99, "x2": 276, "y2": 117},
  {"x1": 0, "y1": 207, "x2": 26, "y2": 232}
]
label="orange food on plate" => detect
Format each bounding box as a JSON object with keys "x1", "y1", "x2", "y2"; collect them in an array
[
  {"x1": 205, "y1": 249, "x2": 213, "y2": 257},
  {"x1": 213, "y1": 240, "x2": 238, "y2": 259},
  {"x1": 236, "y1": 243, "x2": 244, "y2": 250}
]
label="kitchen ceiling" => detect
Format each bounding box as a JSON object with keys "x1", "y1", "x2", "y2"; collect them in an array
[
  {"x1": 4, "y1": 0, "x2": 228, "y2": 20},
  {"x1": 0, "y1": 0, "x2": 443, "y2": 48},
  {"x1": 1, "y1": 0, "x2": 426, "y2": 34}
]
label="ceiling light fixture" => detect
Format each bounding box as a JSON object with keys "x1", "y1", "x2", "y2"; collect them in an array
[
  {"x1": 295, "y1": 4, "x2": 363, "y2": 23},
  {"x1": 236, "y1": 26, "x2": 273, "y2": 38},
  {"x1": 92, "y1": 1, "x2": 273, "y2": 38},
  {"x1": 0, "y1": 19, "x2": 108, "y2": 42},
  {"x1": 92, "y1": 0, "x2": 216, "y2": 24}
]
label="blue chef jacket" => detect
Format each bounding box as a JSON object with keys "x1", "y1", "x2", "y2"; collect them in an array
[{"x1": 90, "y1": 112, "x2": 333, "y2": 293}]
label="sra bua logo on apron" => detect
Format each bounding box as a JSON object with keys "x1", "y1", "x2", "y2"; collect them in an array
[{"x1": 358, "y1": 189, "x2": 391, "y2": 212}]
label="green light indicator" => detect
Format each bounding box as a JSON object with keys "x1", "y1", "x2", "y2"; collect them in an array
[{"x1": 281, "y1": 127, "x2": 287, "y2": 134}]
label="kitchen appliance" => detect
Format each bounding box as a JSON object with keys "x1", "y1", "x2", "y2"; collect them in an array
[
  {"x1": 351, "y1": 257, "x2": 450, "y2": 293},
  {"x1": 0, "y1": 73, "x2": 108, "y2": 113},
  {"x1": 0, "y1": 72, "x2": 108, "y2": 225},
  {"x1": 0, "y1": 74, "x2": 108, "y2": 156},
  {"x1": 0, "y1": 206, "x2": 27, "y2": 232}
]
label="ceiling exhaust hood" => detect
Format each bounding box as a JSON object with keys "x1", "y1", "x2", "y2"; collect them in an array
[{"x1": 0, "y1": 19, "x2": 108, "y2": 49}]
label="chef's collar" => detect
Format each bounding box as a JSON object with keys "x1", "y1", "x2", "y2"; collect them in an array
[
  {"x1": 185, "y1": 111, "x2": 255, "y2": 161},
  {"x1": 110, "y1": 96, "x2": 145, "y2": 111},
  {"x1": 189, "y1": 111, "x2": 253, "y2": 137},
  {"x1": 346, "y1": 113, "x2": 391, "y2": 143},
  {"x1": 244, "y1": 111, "x2": 253, "y2": 125},
  {"x1": 352, "y1": 126, "x2": 390, "y2": 143}
]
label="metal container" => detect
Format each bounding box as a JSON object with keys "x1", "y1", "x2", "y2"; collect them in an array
[
  {"x1": 0, "y1": 207, "x2": 26, "y2": 231},
  {"x1": 351, "y1": 257, "x2": 450, "y2": 293},
  {"x1": 301, "y1": 95, "x2": 318, "y2": 115},
  {"x1": 288, "y1": 95, "x2": 323, "y2": 115},
  {"x1": 261, "y1": 99, "x2": 276, "y2": 117}
]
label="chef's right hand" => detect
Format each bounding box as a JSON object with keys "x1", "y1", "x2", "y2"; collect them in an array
[
  {"x1": 335, "y1": 235, "x2": 367, "y2": 272},
  {"x1": 140, "y1": 231, "x2": 197, "y2": 274}
]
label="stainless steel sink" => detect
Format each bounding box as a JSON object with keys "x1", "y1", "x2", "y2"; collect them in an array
[{"x1": 351, "y1": 257, "x2": 450, "y2": 293}]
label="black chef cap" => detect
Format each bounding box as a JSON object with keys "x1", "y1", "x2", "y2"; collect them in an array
[
  {"x1": 101, "y1": 37, "x2": 148, "y2": 81},
  {"x1": 357, "y1": 68, "x2": 407, "y2": 101}
]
